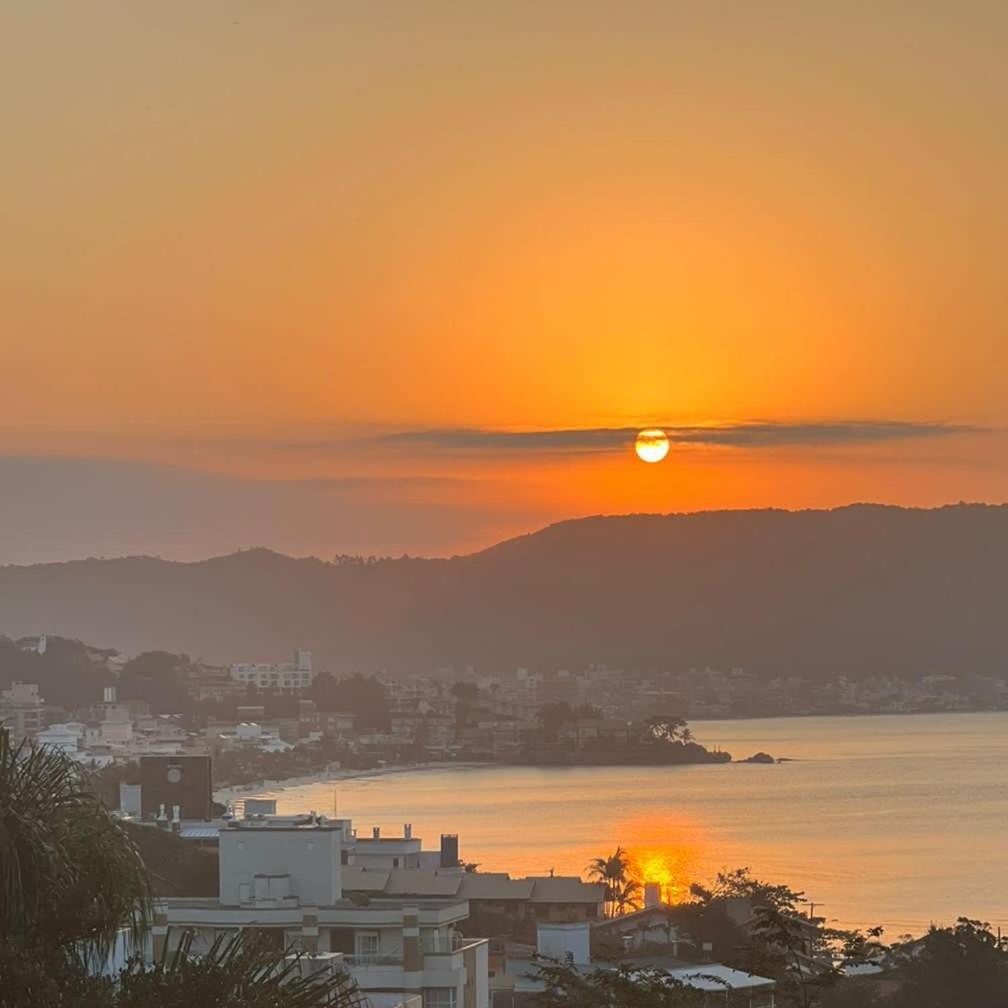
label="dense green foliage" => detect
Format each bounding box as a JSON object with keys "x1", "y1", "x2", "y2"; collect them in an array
[
  {"x1": 112, "y1": 931, "x2": 367, "y2": 1008},
  {"x1": 0, "y1": 730, "x2": 150, "y2": 967},
  {"x1": 0, "y1": 728, "x2": 363, "y2": 1007},
  {"x1": 886, "y1": 918, "x2": 1008, "y2": 1008},
  {"x1": 536, "y1": 962, "x2": 704, "y2": 1007},
  {"x1": 122, "y1": 821, "x2": 219, "y2": 897},
  {"x1": 117, "y1": 652, "x2": 191, "y2": 715},
  {"x1": 309, "y1": 673, "x2": 390, "y2": 731},
  {"x1": 0, "y1": 635, "x2": 111, "y2": 710}
]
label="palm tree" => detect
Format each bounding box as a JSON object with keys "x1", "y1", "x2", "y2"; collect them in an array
[
  {"x1": 116, "y1": 930, "x2": 369, "y2": 1008},
  {"x1": 613, "y1": 878, "x2": 643, "y2": 916},
  {"x1": 587, "y1": 846, "x2": 633, "y2": 918},
  {"x1": 0, "y1": 728, "x2": 366, "y2": 1007},
  {"x1": 0, "y1": 727, "x2": 151, "y2": 967}
]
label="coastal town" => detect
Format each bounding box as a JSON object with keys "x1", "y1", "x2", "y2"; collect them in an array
[
  {"x1": 3, "y1": 632, "x2": 1006, "y2": 1007},
  {"x1": 107, "y1": 752, "x2": 790, "y2": 1008},
  {"x1": 5, "y1": 733, "x2": 1000, "y2": 1008},
  {"x1": 3, "y1": 635, "x2": 1005, "y2": 784}
]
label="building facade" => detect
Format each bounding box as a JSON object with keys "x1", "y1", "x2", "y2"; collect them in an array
[
  {"x1": 230, "y1": 649, "x2": 316, "y2": 691},
  {"x1": 0, "y1": 682, "x2": 46, "y2": 742},
  {"x1": 153, "y1": 813, "x2": 489, "y2": 1008}
]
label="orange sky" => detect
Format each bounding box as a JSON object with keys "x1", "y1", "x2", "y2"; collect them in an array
[{"x1": 1, "y1": 3, "x2": 1006, "y2": 560}]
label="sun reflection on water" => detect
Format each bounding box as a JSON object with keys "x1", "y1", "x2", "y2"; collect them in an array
[{"x1": 620, "y1": 815, "x2": 706, "y2": 904}]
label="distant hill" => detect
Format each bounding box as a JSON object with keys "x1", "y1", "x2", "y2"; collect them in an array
[{"x1": 1, "y1": 504, "x2": 1007, "y2": 681}]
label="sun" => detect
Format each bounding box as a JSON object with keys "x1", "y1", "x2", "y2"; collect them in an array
[{"x1": 634, "y1": 428, "x2": 670, "y2": 463}]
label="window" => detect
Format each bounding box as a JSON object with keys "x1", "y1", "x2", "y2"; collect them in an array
[
  {"x1": 355, "y1": 931, "x2": 380, "y2": 958},
  {"x1": 423, "y1": 989, "x2": 456, "y2": 1008}
]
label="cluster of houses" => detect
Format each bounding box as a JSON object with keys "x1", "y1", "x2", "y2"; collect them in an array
[
  {"x1": 0, "y1": 681, "x2": 189, "y2": 762},
  {"x1": 0, "y1": 647, "x2": 322, "y2": 762},
  {"x1": 117, "y1": 754, "x2": 779, "y2": 1008},
  {"x1": 1, "y1": 649, "x2": 664, "y2": 767}
]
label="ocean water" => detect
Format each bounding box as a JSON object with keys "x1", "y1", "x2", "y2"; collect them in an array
[{"x1": 251, "y1": 711, "x2": 1008, "y2": 935}]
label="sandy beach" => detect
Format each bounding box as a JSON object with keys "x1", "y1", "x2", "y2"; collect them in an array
[{"x1": 213, "y1": 760, "x2": 491, "y2": 805}]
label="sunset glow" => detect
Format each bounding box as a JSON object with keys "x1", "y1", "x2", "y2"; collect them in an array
[
  {"x1": 621, "y1": 815, "x2": 705, "y2": 906},
  {"x1": 2, "y1": 3, "x2": 1006, "y2": 564}
]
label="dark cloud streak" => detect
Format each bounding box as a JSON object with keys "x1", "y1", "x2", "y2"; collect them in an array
[{"x1": 382, "y1": 421, "x2": 987, "y2": 455}]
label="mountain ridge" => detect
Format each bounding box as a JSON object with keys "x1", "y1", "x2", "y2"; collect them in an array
[{"x1": 2, "y1": 503, "x2": 1006, "y2": 680}]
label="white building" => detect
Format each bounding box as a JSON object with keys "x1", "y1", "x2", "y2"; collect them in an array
[
  {"x1": 0, "y1": 682, "x2": 46, "y2": 742},
  {"x1": 34, "y1": 722, "x2": 85, "y2": 754},
  {"x1": 153, "y1": 813, "x2": 488, "y2": 1008},
  {"x1": 230, "y1": 649, "x2": 316, "y2": 691}
]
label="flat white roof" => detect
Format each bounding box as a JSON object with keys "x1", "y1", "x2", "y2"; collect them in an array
[{"x1": 664, "y1": 965, "x2": 775, "y2": 991}]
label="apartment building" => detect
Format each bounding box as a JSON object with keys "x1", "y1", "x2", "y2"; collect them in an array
[
  {"x1": 0, "y1": 681, "x2": 46, "y2": 742},
  {"x1": 153, "y1": 813, "x2": 489, "y2": 1008},
  {"x1": 230, "y1": 649, "x2": 316, "y2": 691}
]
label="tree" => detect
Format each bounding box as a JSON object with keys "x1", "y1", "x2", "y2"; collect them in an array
[
  {"x1": 644, "y1": 716, "x2": 694, "y2": 744},
  {"x1": 118, "y1": 651, "x2": 191, "y2": 715},
  {"x1": 123, "y1": 821, "x2": 219, "y2": 897},
  {"x1": 0, "y1": 729, "x2": 150, "y2": 969},
  {"x1": 834, "y1": 926, "x2": 886, "y2": 971},
  {"x1": 612, "y1": 878, "x2": 644, "y2": 916},
  {"x1": 687, "y1": 868, "x2": 856, "y2": 1008},
  {"x1": 748, "y1": 903, "x2": 839, "y2": 1008},
  {"x1": 587, "y1": 847, "x2": 635, "y2": 918},
  {"x1": 115, "y1": 930, "x2": 368, "y2": 1008},
  {"x1": 691, "y1": 867, "x2": 805, "y2": 915},
  {"x1": 310, "y1": 674, "x2": 389, "y2": 731},
  {"x1": 0, "y1": 728, "x2": 365, "y2": 1007},
  {"x1": 0, "y1": 634, "x2": 110, "y2": 712},
  {"x1": 537, "y1": 702, "x2": 573, "y2": 741},
  {"x1": 536, "y1": 961, "x2": 704, "y2": 1007},
  {"x1": 886, "y1": 918, "x2": 1008, "y2": 1008}
]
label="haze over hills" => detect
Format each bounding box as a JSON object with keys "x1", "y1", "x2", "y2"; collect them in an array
[{"x1": 2, "y1": 504, "x2": 1007, "y2": 682}]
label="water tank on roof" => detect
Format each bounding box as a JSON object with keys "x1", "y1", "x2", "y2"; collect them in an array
[{"x1": 440, "y1": 833, "x2": 459, "y2": 868}]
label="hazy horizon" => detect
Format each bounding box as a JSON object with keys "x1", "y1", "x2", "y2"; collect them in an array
[{"x1": 2, "y1": 472, "x2": 1005, "y2": 567}]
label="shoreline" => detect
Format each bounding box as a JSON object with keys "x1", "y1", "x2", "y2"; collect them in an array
[
  {"x1": 215, "y1": 754, "x2": 760, "y2": 800},
  {"x1": 214, "y1": 759, "x2": 491, "y2": 803},
  {"x1": 214, "y1": 709, "x2": 1008, "y2": 800},
  {"x1": 687, "y1": 707, "x2": 1005, "y2": 723}
]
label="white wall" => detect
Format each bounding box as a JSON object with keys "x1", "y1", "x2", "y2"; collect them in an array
[
  {"x1": 536, "y1": 922, "x2": 590, "y2": 966},
  {"x1": 219, "y1": 827, "x2": 343, "y2": 906}
]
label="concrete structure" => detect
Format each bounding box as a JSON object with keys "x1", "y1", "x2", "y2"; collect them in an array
[
  {"x1": 355, "y1": 824, "x2": 425, "y2": 870},
  {"x1": 590, "y1": 904, "x2": 682, "y2": 954},
  {"x1": 119, "y1": 782, "x2": 142, "y2": 817},
  {"x1": 34, "y1": 721, "x2": 84, "y2": 754},
  {"x1": 534, "y1": 922, "x2": 590, "y2": 965},
  {"x1": 0, "y1": 682, "x2": 45, "y2": 742},
  {"x1": 154, "y1": 812, "x2": 489, "y2": 1008},
  {"x1": 230, "y1": 649, "x2": 316, "y2": 691},
  {"x1": 140, "y1": 755, "x2": 214, "y2": 821}
]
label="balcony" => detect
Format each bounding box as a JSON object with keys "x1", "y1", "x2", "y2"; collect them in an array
[
  {"x1": 344, "y1": 954, "x2": 404, "y2": 967},
  {"x1": 422, "y1": 938, "x2": 487, "y2": 955},
  {"x1": 343, "y1": 955, "x2": 408, "y2": 991}
]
